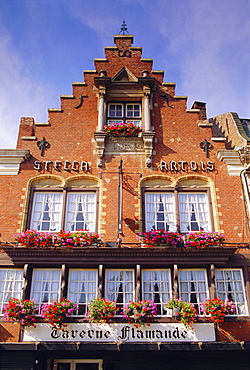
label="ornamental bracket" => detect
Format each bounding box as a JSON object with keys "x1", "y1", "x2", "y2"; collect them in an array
[
  {"x1": 142, "y1": 132, "x2": 155, "y2": 168},
  {"x1": 94, "y1": 132, "x2": 108, "y2": 168}
]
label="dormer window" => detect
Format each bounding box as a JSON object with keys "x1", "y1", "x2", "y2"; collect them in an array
[{"x1": 107, "y1": 103, "x2": 141, "y2": 127}]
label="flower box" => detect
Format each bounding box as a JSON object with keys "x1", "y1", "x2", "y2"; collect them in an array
[
  {"x1": 41, "y1": 298, "x2": 78, "y2": 329},
  {"x1": 3, "y1": 298, "x2": 38, "y2": 327},
  {"x1": 138, "y1": 230, "x2": 183, "y2": 248},
  {"x1": 104, "y1": 122, "x2": 143, "y2": 136},
  {"x1": 200, "y1": 298, "x2": 236, "y2": 323},
  {"x1": 165, "y1": 299, "x2": 197, "y2": 329},
  {"x1": 122, "y1": 300, "x2": 157, "y2": 327},
  {"x1": 13, "y1": 230, "x2": 100, "y2": 248},
  {"x1": 184, "y1": 232, "x2": 225, "y2": 248},
  {"x1": 85, "y1": 298, "x2": 118, "y2": 323}
]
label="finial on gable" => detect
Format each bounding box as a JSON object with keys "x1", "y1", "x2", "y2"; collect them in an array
[{"x1": 119, "y1": 21, "x2": 129, "y2": 35}]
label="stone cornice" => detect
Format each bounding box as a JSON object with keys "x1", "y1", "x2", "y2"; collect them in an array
[
  {"x1": 0, "y1": 245, "x2": 237, "y2": 266},
  {"x1": 0, "y1": 149, "x2": 30, "y2": 175},
  {"x1": 217, "y1": 150, "x2": 244, "y2": 176}
]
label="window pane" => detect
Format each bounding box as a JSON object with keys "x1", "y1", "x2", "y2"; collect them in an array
[
  {"x1": 65, "y1": 192, "x2": 96, "y2": 232},
  {"x1": 126, "y1": 104, "x2": 141, "y2": 118},
  {"x1": 179, "y1": 269, "x2": 208, "y2": 314},
  {"x1": 76, "y1": 364, "x2": 99, "y2": 370},
  {"x1": 30, "y1": 269, "x2": 61, "y2": 312},
  {"x1": 68, "y1": 269, "x2": 98, "y2": 315},
  {"x1": 108, "y1": 104, "x2": 123, "y2": 117},
  {"x1": 215, "y1": 269, "x2": 247, "y2": 315},
  {"x1": 125, "y1": 119, "x2": 141, "y2": 128},
  {"x1": 179, "y1": 192, "x2": 210, "y2": 233},
  {"x1": 31, "y1": 192, "x2": 63, "y2": 231},
  {"x1": 0, "y1": 269, "x2": 23, "y2": 314},
  {"x1": 57, "y1": 364, "x2": 71, "y2": 370},
  {"x1": 142, "y1": 269, "x2": 171, "y2": 315},
  {"x1": 106, "y1": 270, "x2": 134, "y2": 310},
  {"x1": 145, "y1": 192, "x2": 175, "y2": 232}
]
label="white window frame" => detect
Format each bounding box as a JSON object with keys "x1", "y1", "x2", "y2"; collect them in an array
[
  {"x1": 178, "y1": 269, "x2": 209, "y2": 314},
  {"x1": 68, "y1": 269, "x2": 98, "y2": 316},
  {"x1": 144, "y1": 190, "x2": 211, "y2": 233},
  {"x1": 105, "y1": 269, "x2": 134, "y2": 310},
  {"x1": 53, "y1": 359, "x2": 103, "y2": 370},
  {"x1": 145, "y1": 192, "x2": 176, "y2": 232},
  {"x1": 107, "y1": 103, "x2": 123, "y2": 118},
  {"x1": 178, "y1": 192, "x2": 211, "y2": 233},
  {"x1": 29, "y1": 190, "x2": 97, "y2": 233},
  {"x1": 30, "y1": 191, "x2": 63, "y2": 232},
  {"x1": 30, "y1": 268, "x2": 61, "y2": 313},
  {"x1": 107, "y1": 102, "x2": 142, "y2": 127},
  {"x1": 0, "y1": 269, "x2": 24, "y2": 314},
  {"x1": 142, "y1": 269, "x2": 171, "y2": 316},
  {"x1": 65, "y1": 192, "x2": 97, "y2": 232},
  {"x1": 126, "y1": 103, "x2": 141, "y2": 118},
  {"x1": 215, "y1": 268, "x2": 248, "y2": 316}
]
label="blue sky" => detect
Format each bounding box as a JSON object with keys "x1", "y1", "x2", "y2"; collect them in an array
[{"x1": 0, "y1": 0, "x2": 249, "y2": 148}]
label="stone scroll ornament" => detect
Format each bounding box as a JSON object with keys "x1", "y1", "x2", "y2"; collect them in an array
[{"x1": 118, "y1": 49, "x2": 132, "y2": 57}]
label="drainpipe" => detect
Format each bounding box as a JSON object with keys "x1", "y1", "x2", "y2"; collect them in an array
[{"x1": 118, "y1": 160, "x2": 123, "y2": 238}]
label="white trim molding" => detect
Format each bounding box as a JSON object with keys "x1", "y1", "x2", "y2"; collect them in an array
[
  {"x1": 217, "y1": 150, "x2": 244, "y2": 176},
  {"x1": 0, "y1": 149, "x2": 30, "y2": 175}
]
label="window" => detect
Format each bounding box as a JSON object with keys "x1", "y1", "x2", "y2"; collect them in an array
[
  {"x1": 54, "y1": 359, "x2": 103, "y2": 370},
  {"x1": 65, "y1": 192, "x2": 96, "y2": 232},
  {"x1": 30, "y1": 192, "x2": 63, "y2": 232},
  {"x1": 105, "y1": 269, "x2": 134, "y2": 310},
  {"x1": 68, "y1": 269, "x2": 98, "y2": 315},
  {"x1": 179, "y1": 192, "x2": 210, "y2": 232},
  {"x1": 142, "y1": 269, "x2": 171, "y2": 315},
  {"x1": 215, "y1": 269, "x2": 248, "y2": 315},
  {"x1": 145, "y1": 193, "x2": 175, "y2": 232},
  {"x1": 144, "y1": 190, "x2": 211, "y2": 233},
  {"x1": 179, "y1": 269, "x2": 208, "y2": 314},
  {"x1": 30, "y1": 269, "x2": 61, "y2": 312},
  {"x1": 107, "y1": 103, "x2": 141, "y2": 127},
  {"x1": 30, "y1": 190, "x2": 97, "y2": 232},
  {"x1": 0, "y1": 269, "x2": 24, "y2": 313}
]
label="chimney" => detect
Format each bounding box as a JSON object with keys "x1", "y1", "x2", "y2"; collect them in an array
[{"x1": 192, "y1": 101, "x2": 207, "y2": 120}]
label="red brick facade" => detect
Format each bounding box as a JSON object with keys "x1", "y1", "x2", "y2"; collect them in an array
[{"x1": 0, "y1": 34, "x2": 249, "y2": 369}]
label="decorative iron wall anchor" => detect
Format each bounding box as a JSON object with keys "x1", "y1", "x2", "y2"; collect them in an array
[
  {"x1": 75, "y1": 95, "x2": 88, "y2": 109},
  {"x1": 200, "y1": 139, "x2": 212, "y2": 158},
  {"x1": 160, "y1": 94, "x2": 174, "y2": 108},
  {"x1": 37, "y1": 137, "x2": 50, "y2": 156}
]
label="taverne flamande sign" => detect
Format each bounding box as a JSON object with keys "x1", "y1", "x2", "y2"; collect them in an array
[{"x1": 24, "y1": 323, "x2": 215, "y2": 343}]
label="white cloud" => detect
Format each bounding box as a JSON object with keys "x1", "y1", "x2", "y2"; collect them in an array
[
  {"x1": 142, "y1": 0, "x2": 250, "y2": 117},
  {"x1": 0, "y1": 31, "x2": 56, "y2": 148}
]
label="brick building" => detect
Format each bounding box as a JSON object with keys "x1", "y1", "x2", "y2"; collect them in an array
[{"x1": 0, "y1": 32, "x2": 250, "y2": 369}]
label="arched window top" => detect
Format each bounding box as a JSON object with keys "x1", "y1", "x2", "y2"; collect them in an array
[
  {"x1": 177, "y1": 177, "x2": 210, "y2": 188},
  {"x1": 141, "y1": 176, "x2": 174, "y2": 188},
  {"x1": 65, "y1": 176, "x2": 99, "y2": 188},
  {"x1": 29, "y1": 175, "x2": 64, "y2": 188}
]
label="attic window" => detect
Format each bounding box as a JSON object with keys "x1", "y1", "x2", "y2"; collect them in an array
[{"x1": 107, "y1": 102, "x2": 141, "y2": 127}]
